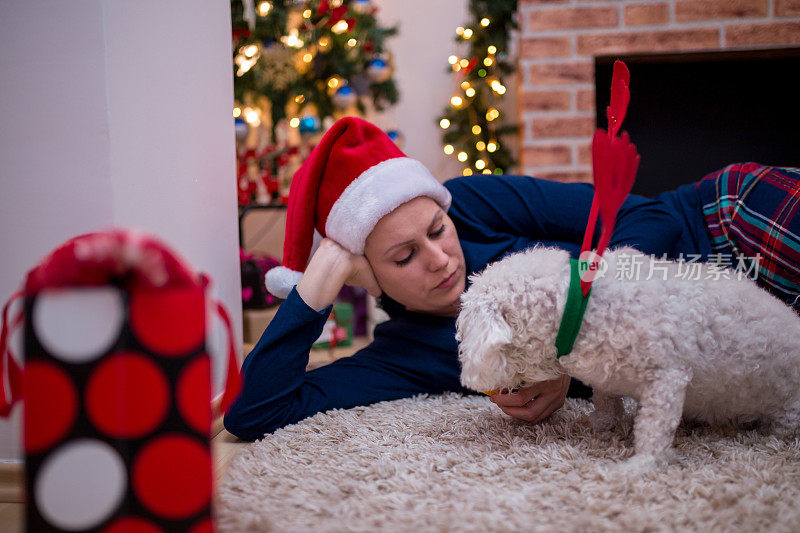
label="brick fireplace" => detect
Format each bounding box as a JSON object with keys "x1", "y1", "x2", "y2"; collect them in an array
[{"x1": 517, "y1": 0, "x2": 800, "y2": 183}]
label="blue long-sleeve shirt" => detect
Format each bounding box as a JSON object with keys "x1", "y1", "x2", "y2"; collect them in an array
[{"x1": 224, "y1": 174, "x2": 709, "y2": 441}]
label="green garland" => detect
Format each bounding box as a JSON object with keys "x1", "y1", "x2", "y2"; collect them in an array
[
  {"x1": 438, "y1": 0, "x2": 517, "y2": 176},
  {"x1": 231, "y1": 0, "x2": 399, "y2": 137}
]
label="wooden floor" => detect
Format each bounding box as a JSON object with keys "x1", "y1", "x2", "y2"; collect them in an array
[{"x1": 0, "y1": 337, "x2": 370, "y2": 533}]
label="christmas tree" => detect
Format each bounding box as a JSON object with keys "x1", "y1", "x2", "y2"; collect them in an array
[
  {"x1": 231, "y1": 0, "x2": 398, "y2": 139},
  {"x1": 438, "y1": 0, "x2": 518, "y2": 176},
  {"x1": 231, "y1": 0, "x2": 400, "y2": 205}
]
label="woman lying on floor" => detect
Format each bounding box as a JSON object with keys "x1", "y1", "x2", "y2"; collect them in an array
[{"x1": 224, "y1": 117, "x2": 800, "y2": 441}]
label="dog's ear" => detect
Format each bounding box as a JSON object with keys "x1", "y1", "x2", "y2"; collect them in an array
[
  {"x1": 484, "y1": 306, "x2": 513, "y2": 347},
  {"x1": 456, "y1": 304, "x2": 512, "y2": 347},
  {"x1": 456, "y1": 304, "x2": 515, "y2": 391}
]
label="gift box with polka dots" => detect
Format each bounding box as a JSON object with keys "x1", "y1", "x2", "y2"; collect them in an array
[{"x1": 23, "y1": 282, "x2": 214, "y2": 532}]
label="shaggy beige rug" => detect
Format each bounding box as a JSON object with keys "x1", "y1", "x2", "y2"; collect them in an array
[{"x1": 218, "y1": 393, "x2": 800, "y2": 532}]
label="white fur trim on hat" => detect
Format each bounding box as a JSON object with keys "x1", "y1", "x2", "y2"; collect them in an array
[
  {"x1": 265, "y1": 266, "x2": 304, "y2": 299},
  {"x1": 325, "y1": 158, "x2": 451, "y2": 255}
]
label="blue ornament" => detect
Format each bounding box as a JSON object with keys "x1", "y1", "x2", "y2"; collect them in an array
[
  {"x1": 352, "y1": 0, "x2": 372, "y2": 13},
  {"x1": 366, "y1": 58, "x2": 390, "y2": 83},
  {"x1": 298, "y1": 115, "x2": 321, "y2": 136},
  {"x1": 385, "y1": 129, "x2": 404, "y2": 149},
  {"x1": 333, "y1": 86, "x2": 357, "y2": 109},
  {"x1": 235, "y1": 117, "x2": 249, "y2": 142}
]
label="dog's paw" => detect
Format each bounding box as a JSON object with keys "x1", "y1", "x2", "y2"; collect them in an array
[
  {"x1": 624, "y1": 454, "x2": 659, "y2": 471},
  {"x1": 618, "y1": 451, "x2": 674, "y2": 473},
  {"x1": 594, "y1": 455, "x2": 653, "y2": 480}
]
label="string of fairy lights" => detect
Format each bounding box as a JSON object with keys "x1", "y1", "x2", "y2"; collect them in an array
[{"x1": 438, "y1": 0, "x2": 517, "y2": 176}]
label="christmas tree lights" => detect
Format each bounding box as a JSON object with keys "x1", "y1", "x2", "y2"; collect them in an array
[{"x1": 438, "y1": 0, "x2": 517, "y2": 176}]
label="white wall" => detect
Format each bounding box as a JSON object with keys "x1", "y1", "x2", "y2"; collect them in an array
[
  {"x1": 371, "y1": 0, "x2": 468, "y2": 182},
  {"x1": 0, "y1": 1, "x2": 241, "y2": 461}
]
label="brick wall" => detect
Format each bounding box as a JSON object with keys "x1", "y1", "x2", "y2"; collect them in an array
[{"x1": 518, "y1": 0, "x2": 800, "y2": 181}]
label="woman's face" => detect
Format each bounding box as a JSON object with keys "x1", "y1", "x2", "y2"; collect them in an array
[{"x1": 364, "y1": 196, "x2": 466, "y2": 316}]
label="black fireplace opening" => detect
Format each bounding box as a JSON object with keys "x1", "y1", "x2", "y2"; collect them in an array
[{"x1": 595, "y1": 48, "x2": 800, "y2": 198}]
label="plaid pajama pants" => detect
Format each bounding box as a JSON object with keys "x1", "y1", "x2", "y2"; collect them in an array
[{"x1": 698, "y1": 162, "x2": 800, "y2": 313}]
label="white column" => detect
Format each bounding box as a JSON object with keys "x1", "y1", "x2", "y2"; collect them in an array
[{"x1": 0, "y1": 0, "x2": 240, "y2": 461}]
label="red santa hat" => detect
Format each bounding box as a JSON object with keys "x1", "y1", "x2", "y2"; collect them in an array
[{"x1": 265, "y1": 117, "x2": 451, "y2": 298}]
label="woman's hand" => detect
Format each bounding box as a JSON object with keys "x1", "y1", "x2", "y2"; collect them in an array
[
  {"x1": 342, "y1": 249, "x2": 382, "y2": 298},
  {"x1": 296, "y1": 238, "x2": 381, "y2": 311},
  {"x1": 488, "y1": 375, "x2": 570, "y2": 424}
]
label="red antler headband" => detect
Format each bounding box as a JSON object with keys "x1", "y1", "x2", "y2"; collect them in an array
[{"x1": 555, "y1": 61, "x2": 640, "y2": 356}]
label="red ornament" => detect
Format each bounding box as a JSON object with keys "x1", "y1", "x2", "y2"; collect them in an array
[
  {"x1": 262, "y1": 168, "x2": 279, "y2": 195},
  {"x1": 238, "y1": 179, "x2": 254, "y2": 205},
  {"x1": 231, "y1": 28, "x2": 252, "y2": 41},
  {"x1": 238, "y1": 158, "x2": 255, "y2": 205},
  {"x1": 461, "y1": 56, "x2": 479, "y2": 76},
  {"x1": 325, "y1": 5, "x2": 349, "y2": 26}
]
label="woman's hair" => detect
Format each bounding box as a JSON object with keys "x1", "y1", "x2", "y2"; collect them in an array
[{"x1": 375, "y1": 293, "x2": 405, "y2": 317}]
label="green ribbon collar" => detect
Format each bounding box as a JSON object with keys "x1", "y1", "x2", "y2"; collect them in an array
[{"x1": 554, "y1": 258, "x2": 592, "y2": 358}]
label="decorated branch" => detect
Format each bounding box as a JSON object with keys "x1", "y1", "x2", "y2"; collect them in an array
[{"x1": 438, "y1": 0, "x2": 518, "y2": 176}]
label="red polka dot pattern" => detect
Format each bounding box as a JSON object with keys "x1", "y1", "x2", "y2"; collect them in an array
[
  {"x1": 132, "y1": 434, "x2": 212, "y2": 519},
  {"x1": 24, "y1": 361, "x2": 78, "y2": 454},
  {"x1": 86, "y1": 352, "x2": 170, "y2": 439},
  {"x1": 24, "y1": 284, "x2": 216, "y2": 532},
  {"x1": 188, "y1": 518, "x2": 214, "y2": 533},
  {"x1": 102, "y1": 517, "x2": 164, "y2": 533},
  {"x1": 177, "y1": 355, "x2": 212, "y2": 435},
  {"x1": 129, "y1": 287, "x2": 205, "y2": 356}
]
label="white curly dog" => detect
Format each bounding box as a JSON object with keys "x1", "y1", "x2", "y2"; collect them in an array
[{"x1": 456, "y1": 246, "x2": 800, "y2": 469}]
